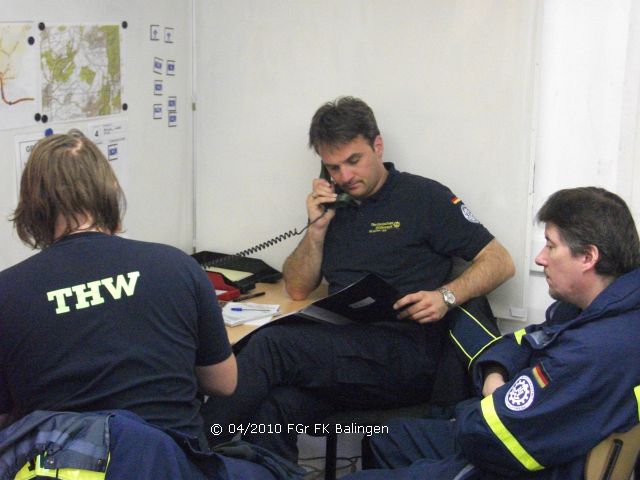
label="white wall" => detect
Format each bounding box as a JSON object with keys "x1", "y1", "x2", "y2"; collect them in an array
[
  {"x1": 194, "y1": 0, "x2": 540, "y2": 322},
  {"x1": 519, "y1": 0, "x2": 640, "y2": 331}
]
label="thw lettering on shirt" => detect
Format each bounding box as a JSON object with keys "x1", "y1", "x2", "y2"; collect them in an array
[{"x1": 46, "y1": 271, "x2": 141, "y2": 314}]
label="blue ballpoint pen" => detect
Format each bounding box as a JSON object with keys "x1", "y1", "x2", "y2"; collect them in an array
[{"x1": 230, "y1": 307, "x2": 272, "y2": 312}]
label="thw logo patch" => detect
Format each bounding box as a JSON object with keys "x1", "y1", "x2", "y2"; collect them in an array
[{"x1": 47, "y1": 271, "x2": 140, "y2": 314}]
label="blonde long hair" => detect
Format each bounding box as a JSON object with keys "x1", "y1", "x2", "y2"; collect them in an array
[{"x1": 11, "y1": 129, "x2": 126, "y2": 249}]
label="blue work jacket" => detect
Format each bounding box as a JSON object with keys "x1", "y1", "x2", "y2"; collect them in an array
[{"x1": 455, "y1": 268, "x2": 640, "y2": 479}]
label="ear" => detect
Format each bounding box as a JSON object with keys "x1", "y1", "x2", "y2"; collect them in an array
[
  {"x1": 581, "y1": 244, "x2": 600, "y2": 273},
  {"x1": 373, "y1": 135, "x2": 384, "y2": 156}
]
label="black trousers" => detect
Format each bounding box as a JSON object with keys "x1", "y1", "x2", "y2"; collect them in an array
[{"x1": 201, "y1": 320, "x2": 444, "y2": 462}]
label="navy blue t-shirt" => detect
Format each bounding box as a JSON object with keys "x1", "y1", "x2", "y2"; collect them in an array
[
  {"x1": 322, "y1": 163, "x2": 494, "y2": 295},
  {"x1": 0, "y1": 232, "x2": 231, "y2": 438}
]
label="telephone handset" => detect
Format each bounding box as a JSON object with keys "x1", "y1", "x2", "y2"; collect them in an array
[{"x1": 319, "y1": 164, "x2": 356, "y2": 209}]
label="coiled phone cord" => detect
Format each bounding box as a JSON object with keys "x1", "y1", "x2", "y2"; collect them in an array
[{"x1": 203, "y1": 210, "x2": 328, "y2": 267}]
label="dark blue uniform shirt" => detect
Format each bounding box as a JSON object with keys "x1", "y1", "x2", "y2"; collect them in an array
[
  {"x1": 0, "y1": 232, "x2": 231, "y2": 439},
  {"x1": 322, "y1": 163, "x2": 494, "y2": 296}
]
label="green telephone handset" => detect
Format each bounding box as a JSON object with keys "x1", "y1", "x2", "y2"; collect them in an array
[{"x1": 319, "y1": 164, "x2": 356, "y2": 208}]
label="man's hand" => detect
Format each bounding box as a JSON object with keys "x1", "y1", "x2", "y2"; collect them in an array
[
  {"x1": 482, "y1": 364, "x2": 508, "y2": 397},
  {"x1": 394, "y1": 290, "x2": 449, "y2": 323},
  {"x1": 482, "y1": 373, "x2": 506, "y2": 397},
  {"x1": 306, "y1": 178, "x2": 337, "y2": 229},
  {"x1": 283, "y1": 178, "x2": 336, "y2": 300}
]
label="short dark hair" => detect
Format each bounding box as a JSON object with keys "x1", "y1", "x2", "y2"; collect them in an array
[
  {"x1": 11, "y1": 129, "x2": 125, "y2": 249},
  {"x1": 537, "y1": 187, "x2": 640, "y2": 277},
  {"x1": 308, "y1": 96, "x2": 380, "y2": 153}
]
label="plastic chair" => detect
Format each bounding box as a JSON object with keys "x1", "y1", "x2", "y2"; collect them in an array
[{"x1": 584, "y1": 423, "x2": 640, "y2": 480}]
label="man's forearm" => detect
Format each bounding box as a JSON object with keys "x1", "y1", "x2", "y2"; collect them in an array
[
  {"x1": 283, "y1": 232, "x2": 324, "y2": 300},
  {"x1": 446, "y1": 239, "x2": 515, "y2": 305}
]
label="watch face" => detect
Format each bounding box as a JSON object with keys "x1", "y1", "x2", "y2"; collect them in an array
[{"x1": 440, "y1": 288, "x2": 456, "y2": 306}]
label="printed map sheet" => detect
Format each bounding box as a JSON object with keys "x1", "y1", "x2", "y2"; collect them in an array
[
  {"x1": 41, "y1": 24, "x2": 123, "y2": 122},
  {"x1": 0, "y1": 23, "x2": 38, "y2": 130}
]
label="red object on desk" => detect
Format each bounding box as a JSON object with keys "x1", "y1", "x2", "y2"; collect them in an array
[{"x1": 206, "y1": 271, "x2": 241, "y2": 301}]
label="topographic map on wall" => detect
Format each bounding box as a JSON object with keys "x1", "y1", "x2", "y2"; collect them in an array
[
  {"x1": 41, "y1": 24, "x2": 123, "y2": 122},
  {"x1": 0, "y1": 23, "x2": 39, "y2": 130}
]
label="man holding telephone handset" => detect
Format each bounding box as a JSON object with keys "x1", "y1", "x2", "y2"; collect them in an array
[{"x1": 202, "y1": 96, "x2": 515, "y2": 461}]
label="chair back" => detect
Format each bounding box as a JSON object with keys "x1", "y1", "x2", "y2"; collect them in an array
[{"x1": 584, "y1": 423, "x2": 640, "y2": 480}]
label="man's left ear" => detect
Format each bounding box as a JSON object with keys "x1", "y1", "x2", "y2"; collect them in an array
[{"x1": 582, "y1": 244, "x2": 600, "y2": 272}]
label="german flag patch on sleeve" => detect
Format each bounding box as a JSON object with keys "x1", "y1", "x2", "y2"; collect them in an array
[{"x1": 532, "y1": 363, "x2": 551, "y2": 388}]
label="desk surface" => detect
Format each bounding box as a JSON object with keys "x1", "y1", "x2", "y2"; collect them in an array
[{"x1": 224, "y1": 281, "x2": 328, "y2": 344}]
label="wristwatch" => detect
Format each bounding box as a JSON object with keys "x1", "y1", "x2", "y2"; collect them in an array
[{"x1": 438, "y1": 287, "x2": 457, "y2": 309}]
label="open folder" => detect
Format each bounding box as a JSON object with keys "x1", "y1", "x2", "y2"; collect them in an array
[
  {"x1": 233, "y1": 274, "x2": 401, "y2": 350},
  {"x1": 289, "y1": 274, "x2": 400, "y2": 325}
]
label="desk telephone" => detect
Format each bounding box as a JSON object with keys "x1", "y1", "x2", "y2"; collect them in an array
[{"x1": 197, "y1": 166, "x2": 356, "y2": 283}]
